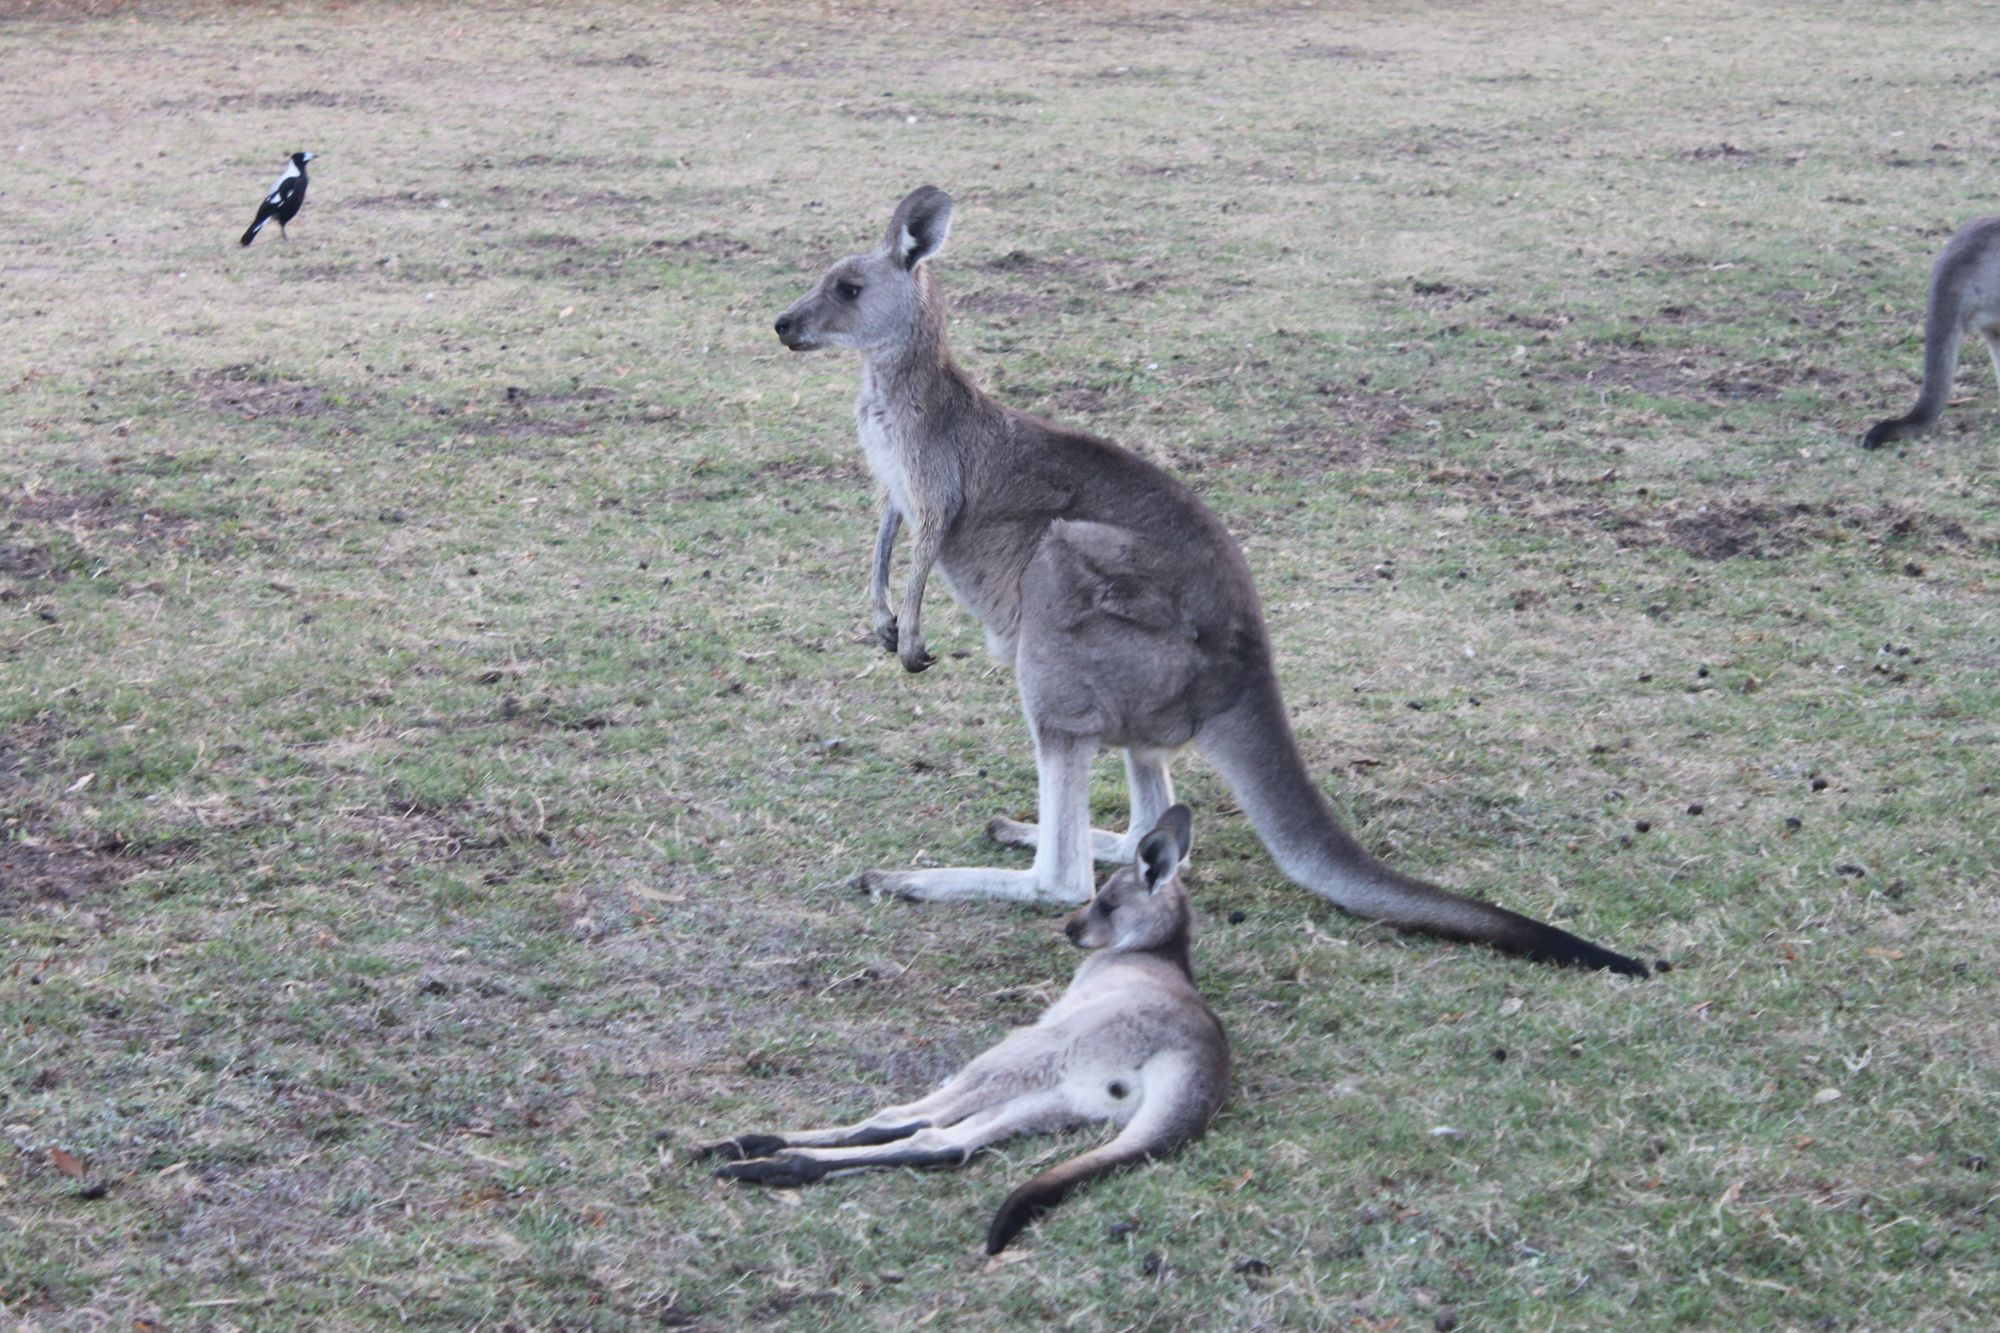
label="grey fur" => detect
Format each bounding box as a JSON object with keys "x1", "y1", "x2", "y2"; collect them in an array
[
  {"x1": 1865, "y1": 215, "x2": 2000, "y2": 449},
  {"x1": 695, "y1": 806, "x2": 1228, "y2": 1254},
  {"x1": 774, "y1": 186, "x2": 1644, "y2": 977}
]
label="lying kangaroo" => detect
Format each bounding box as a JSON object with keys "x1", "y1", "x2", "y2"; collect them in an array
[
  {"x1": 774, "y1": 185, "x2": 1645, "y2": 977},
  {"x1": 1864, "y1": 214, "x2": 2000, "y2": 449},
  {"x1": 697, "y1": 806, "x2": 1227, "y2": 1254}
]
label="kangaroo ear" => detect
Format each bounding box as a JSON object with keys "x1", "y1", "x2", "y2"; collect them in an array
[
  {"x1": 886, "y1": 185, "x2": 953, "y2": 270},
  {"x1": 1151, "y1": 803, "x2": 1192, "y2": 863},
  {"x1": 1137, "y1": 826, "x2": 1179, "y2": 893}
]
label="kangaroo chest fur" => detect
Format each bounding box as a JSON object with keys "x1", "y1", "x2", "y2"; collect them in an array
[{"x1": 855, "y1": 377, "x2": 918, "y2": 525}]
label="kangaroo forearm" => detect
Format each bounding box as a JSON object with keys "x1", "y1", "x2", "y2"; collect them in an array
[
  {"x1": 870, "y1": 505, "x2": 902, "y2": 618},
  {"x1": 897, "y1": 541, "x2": 939, "y2": 672}
]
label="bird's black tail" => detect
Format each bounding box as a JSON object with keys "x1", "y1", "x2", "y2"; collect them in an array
[{"x1": 240, "y1": 218, "x2": 264, "y2": 247}]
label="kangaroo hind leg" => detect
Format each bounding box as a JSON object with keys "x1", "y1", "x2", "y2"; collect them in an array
[
  {"x1": 715, "y1": 1091, "x2": 1077, "y2": 1187},
  {"x1": 857, "y1": 729, "x2": 1096, "y2": 903},
  {"x1": 689, "y1": 1110, "x2": 928, "y2": 1163},
  {"x1": 691, "y1": 1050, "x2": 1051, "y2": 1162},
  {"x1": 987, "y1": 747, "x2": 1178, "y2": 865}
]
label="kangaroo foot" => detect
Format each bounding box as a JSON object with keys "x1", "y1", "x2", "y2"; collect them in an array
[
  {"x1": 715, "y1": 1153, "x2": 826, "y2": 1187},
  {"x1": 855, "y1": 866, "x2": 1089, "y2": 904}
]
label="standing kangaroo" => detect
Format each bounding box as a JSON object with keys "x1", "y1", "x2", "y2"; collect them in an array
[
  {"x1": 774, "y1": 185, "x2": 1645, "y2": 977},
  {"x1": 1864, "y1": 215, "x2": 2000, "y2": 449},
  {"x1": 696, "y1": 805, "x2": 1227, "y2": 1255}
]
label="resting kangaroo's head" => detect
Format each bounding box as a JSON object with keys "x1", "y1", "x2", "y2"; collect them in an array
[
  {"x1": 1065, "y1": 805, "x2": 1195, "y2": 954},
  {"x1": 774, "y1": 185, "x2": 953, "y2": 354}
]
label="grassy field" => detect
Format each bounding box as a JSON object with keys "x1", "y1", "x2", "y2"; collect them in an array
[{"x1": 3, "y1": 1, "x2": 1997, "y2": 1328}]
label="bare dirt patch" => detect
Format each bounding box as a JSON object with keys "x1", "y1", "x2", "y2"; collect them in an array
[
  {"x1": 191, "y1": 365, "x2": 343, "y2": 421},
  {"x1": 1040, "y1": 382, "x2": 1113, "y2": 417},
  {"x1": 1429, "y1": 467, "x2": 1992, "y2": 561},
  {"x1": 958, "y1": 249, "x2": 1166, "y2": 319},
  {"x1": 0, "y1": 487, "x2": 198, "y2": 565},
  {"x1": 344, "y1": 189, "x2": 437, "y2": 211},
  {"x1": 1660, "y1": 499, "x2": 1833, "y2": 561},
  {"x1": 497, "y1": 186, "x2": 654, "y2": 210},
  {"x1": 1558, "y1": 343, "x2": 1840, "y2": 403},
  {"x1": 505, "y1": 152, "x2": 657, "y2": 171},
  {"x1": 660, "y1": 231, "x2": 757, "y2": 259},
  {"x1": 338, "y1": 803, "x2": 527, "y2": 870},
  {"x1": 1, "y1": 730, "x2": 147, "y2": 910},
  {"x1": 0, "y1": 837, "x2": 128, "y2": 908},
  {"x1": 1212, "y1": 384, "x2": 1429, "y2": 472},
  {"x1": 1, "y1": 538, "x2": 59, "y2": 582},
  {"x1": 453, "y1": 385, "x2": 687, "y2": 446},
  {"x1": 216, "y1": 90, "x2": 397, "y2": 112},
  {"x1": 1289, "y1": 41, "x2": 1388, "y2": 62},
  {"x1": 976, "y1": 249, "x2": 1119, "y2": 279}
]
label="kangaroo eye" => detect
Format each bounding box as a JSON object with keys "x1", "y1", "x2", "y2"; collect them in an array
[{"x1": 834, "y1": 280, "x2": 863, "y2": 301}]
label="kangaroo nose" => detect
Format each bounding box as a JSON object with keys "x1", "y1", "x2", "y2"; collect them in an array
[{"x1": 773, "y1": 316, "x2": 791, "y2": 338}]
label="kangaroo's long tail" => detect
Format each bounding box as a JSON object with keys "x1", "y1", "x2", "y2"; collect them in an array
[
  {"x1": 1196, "y1": 675, "x2": 1647, "y2": 977},
  {"x1": 985, "y1": 1052, "x2": 1221, "y2": 1254},
  {"x1": 1865, "y1": 257, "x2": 1967, "y2": 448}
]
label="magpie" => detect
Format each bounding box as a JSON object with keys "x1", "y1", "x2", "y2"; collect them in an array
[{"x1": 240, "y1": 151, "x2": 317, "y2": 246}]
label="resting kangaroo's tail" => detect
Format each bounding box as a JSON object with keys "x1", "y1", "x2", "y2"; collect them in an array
[
  {"x1": 1865, "y1": 270, "x2": 1965, "y2": 448},
  {"x1": 985, "y1": 1064, "x2": 1217, "y2": 1254},
  {"x1": 1197, "y1": 676, "x2": 1647, "y2": 977}
]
